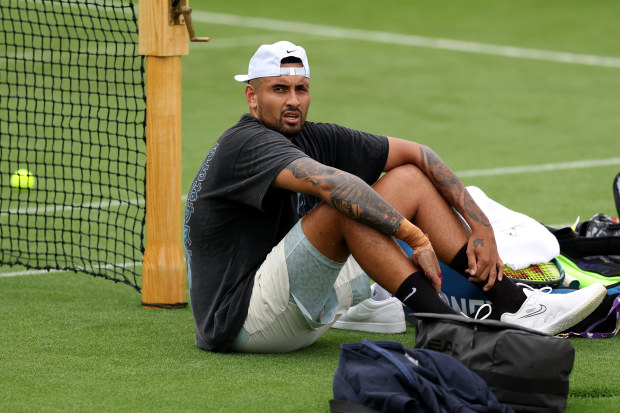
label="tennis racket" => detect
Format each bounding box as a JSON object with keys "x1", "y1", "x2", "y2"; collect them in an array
[{"x1": 504, "y1": 258, "x2": 565, "y2": 288}]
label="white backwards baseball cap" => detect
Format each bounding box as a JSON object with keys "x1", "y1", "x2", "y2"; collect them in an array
[{"x1": 234, "y1": 41, "x2": 310, "y2": 83}]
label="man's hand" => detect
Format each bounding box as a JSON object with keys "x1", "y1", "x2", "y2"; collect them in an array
[
  {"x1": 412, "y1": 239, "x2": 442, "y2": 293},
  {"x1": 465, "y1": 226, "x2": 504, "y2": 291},
  {"x1": 394, "y1": 220, "x2": 443, "y2": 293}
]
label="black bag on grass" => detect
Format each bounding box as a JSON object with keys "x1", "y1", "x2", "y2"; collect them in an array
[
  {"x1": 546, "y1": 172, "x2": 620, "y2": 277},
  {"x1": 409, "y1": 313, "x2": 575, "y2": 413},
  {"x1": 331, "y1": 339, "x2": 512, "y2": 413}
]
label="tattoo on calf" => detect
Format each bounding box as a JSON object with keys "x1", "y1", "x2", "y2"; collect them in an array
[{"x1": 286, "y1": 159, "x2": 403, "y2": 235}]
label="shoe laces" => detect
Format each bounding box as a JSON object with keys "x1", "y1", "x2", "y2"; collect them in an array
[
  {"x1": 517, "y1": 283, "x2": 553, "y2": 296},
  {"x1": 474, "y1": 304, "x2": 492, "y2": 320}
]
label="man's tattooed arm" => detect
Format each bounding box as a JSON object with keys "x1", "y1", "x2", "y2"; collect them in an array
[
  {"x1": 418, "y1": 145, "x2": 491, "y2": 228},
  {"x1": 284, "y1": 158, "x2": 404, "y2": 235}
]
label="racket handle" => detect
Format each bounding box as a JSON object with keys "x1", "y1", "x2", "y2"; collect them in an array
[{"x1": 562, "y1": 274, "x2": 580, "y2": 289}]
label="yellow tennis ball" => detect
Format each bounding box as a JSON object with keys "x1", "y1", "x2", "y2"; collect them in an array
[{"x1": 10, "y1": 169, "x2": 35, "y2": 190}]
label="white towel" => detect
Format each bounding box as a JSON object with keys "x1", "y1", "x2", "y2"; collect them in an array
[{"x1": 466, "y1": 186, "x2": 559, "y2": 270}]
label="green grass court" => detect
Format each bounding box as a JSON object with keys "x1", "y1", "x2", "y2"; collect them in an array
[{"x1": 2, "y1": 0, "x2": 620, "y2": 411}]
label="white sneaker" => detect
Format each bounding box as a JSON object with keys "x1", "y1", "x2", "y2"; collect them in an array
[
  {"x1": 332, "y1": 284, "x2": 406, "y2": 334},
  {"x1": 500, "y1": 283, "x2": 606, "y2": 335}
]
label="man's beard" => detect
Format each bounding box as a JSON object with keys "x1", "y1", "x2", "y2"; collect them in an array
[{"x1": 258, "y1": 108, "x2": 305, "y2": 138}]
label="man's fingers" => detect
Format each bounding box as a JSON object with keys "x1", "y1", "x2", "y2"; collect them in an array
[
  {"x1": 483, "y1": 264, "x2": 497, "y2": 291},
  {"x1": 466, "y1": 247, "x2": 477, "y2": 276},
  {"x1": 422, "y1": 261, "x2": 441, "y2": 293},
  {"x1": 496, "y1": 260, "x2": 505, "y2": 282},
  {"x1": 413, "y1": 246, "x2": 442, "y2": 294},
  {"x1": 431, "y1": 274, "x2": 442, "y2": 294}
]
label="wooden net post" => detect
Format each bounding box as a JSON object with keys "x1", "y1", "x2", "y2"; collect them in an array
[{"x1": 138, "y1": 0, "x2": 189, "y2": 308}]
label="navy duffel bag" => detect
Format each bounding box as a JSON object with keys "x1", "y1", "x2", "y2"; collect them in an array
[{"x1": 331, "y1": 339, "x2": 513, "y2": 413}]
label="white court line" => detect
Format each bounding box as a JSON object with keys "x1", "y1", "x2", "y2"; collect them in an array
[
  {"x1": 189, "y1": 35, "x2": 296, "y2": 49},
  {"x1": 0, "y1": 261, "x2": 142, "y2": 278},
  {"x1": 5, "y1": 156, "x2": 616, "y2": 278},
  {"x1": 0, "y1": 198, "x2": 144, "y2": 217},
  {"x1": 2, "y1": 158, "x2": 619, "y2": 217},
  {"x1": 2, "y1": 7, "x2": 619, "y2": 68},
  {"x1": 456, "y1": 157, "x2": 620, "y2": 178},
  {"x1": 192, "y1": 11, "x2": 620, "y2": 69},
  {"x1": 1, "y1": 268, "x2": 66, "y2": 278}
]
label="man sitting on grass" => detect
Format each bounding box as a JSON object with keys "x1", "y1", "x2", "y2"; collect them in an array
[{"x1": 184, "y1": 41, "x2": 605, "y2": 353}]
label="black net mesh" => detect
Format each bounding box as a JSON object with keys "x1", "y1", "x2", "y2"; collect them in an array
[{"x1": 0, "y1": 0, "x2": 145, "y2": 291}]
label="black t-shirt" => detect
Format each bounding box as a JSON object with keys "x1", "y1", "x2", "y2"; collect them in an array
[{"x1": 185, "y1": 114, "x2": 389, "y2": 351}]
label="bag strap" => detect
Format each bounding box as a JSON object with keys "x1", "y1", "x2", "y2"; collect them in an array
[
  {"x1": 471, "y1": 370, "x2": 569, "y2": 395},
  {"x1": 562, "y1": 236, "x2": 620, "y2": 258},
  {"x1": 549, "y1": 226, "x2": 620, "y2": 258},
  {"x1": 561, "y1": 295, "x2": 620, "y2": 339}
]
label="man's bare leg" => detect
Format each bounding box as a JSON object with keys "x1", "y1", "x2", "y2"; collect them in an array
[
  {"x1": 301, "y1": 164, "x2": 527, "y2": 317},
  {"x1": 301, "y1": 164, "x2": 468, "y2": 292}
]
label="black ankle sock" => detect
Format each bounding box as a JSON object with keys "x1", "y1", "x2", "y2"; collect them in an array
[
  {"x1": 448, "y1": 244, "x2": 469, "y2": 274},
  {"x1": 449, "y1": 244, "x2": 527, "y2": 319},
  {"x1": 395, "y1": 272, "x2": 457, "y2": 315}
]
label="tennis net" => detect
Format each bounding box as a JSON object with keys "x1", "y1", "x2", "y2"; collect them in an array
[{"x1": 0, "y1": 0, "x2": 146, "y2": 291}]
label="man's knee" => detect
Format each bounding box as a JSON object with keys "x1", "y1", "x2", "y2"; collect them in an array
[
  {"x1": 303, "y1": 201, "x2": 342, "y2": 226},
  {"x1": 381, "y1": 164, "x2": 427, "y2": 185},
  {"x1": 374, "y1": 164, "x2": 432, "y2": 199},
  {"x1": 373, "y1": 165, "x2": 443, "y2": 219}
]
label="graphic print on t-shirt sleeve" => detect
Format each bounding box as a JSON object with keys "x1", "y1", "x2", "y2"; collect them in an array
[{"x1": 184, "y1": 143, "x2": 219, "y2": 288}]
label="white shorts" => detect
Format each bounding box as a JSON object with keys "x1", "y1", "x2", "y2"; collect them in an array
[{"x1": 231, "y1": 220, "x2": 369, "y2": 353}]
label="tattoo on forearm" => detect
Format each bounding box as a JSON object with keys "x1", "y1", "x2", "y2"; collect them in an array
[
  {"x1": 419, "y1": 146, "x2": 490, "y2": 227},
  {"x1": 463, "y1": 191, "x2": 491, "y2": 227},
  {"x1": 286, "y1": 159, "x2": 403, "y2": 235},
  {"x1": 420, "y1": 146, "x2": 461, "y2": 194}
]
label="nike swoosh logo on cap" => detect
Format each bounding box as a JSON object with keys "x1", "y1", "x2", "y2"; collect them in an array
[{"x1": 286, "y1": 49, "x2": 295, "y2": 53}]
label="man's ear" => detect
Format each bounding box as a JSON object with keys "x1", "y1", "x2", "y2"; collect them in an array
[{"x1": 245, "y1": 84, "x2": 258, "y2": 113}]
